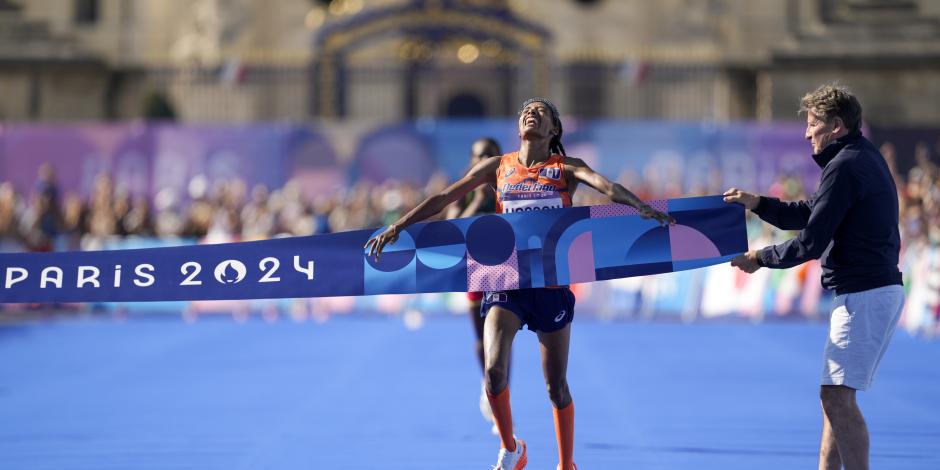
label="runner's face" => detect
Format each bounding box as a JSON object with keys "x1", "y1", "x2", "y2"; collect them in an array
[
  {"x1": 471, "y1": 141, "x2": 498, "y2": 164},
  {"x1": 518, "y1": 102, "x2": 557, "y2": 140}
]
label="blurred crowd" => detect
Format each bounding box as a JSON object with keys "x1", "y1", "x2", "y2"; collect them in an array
[
  {"x1": 0, "y1": 163, "x2": 452, "y2": 252},
  {"x1": 1, "y1": 143, "x2": 938, "y2": 334},
  {"x1": 2, "y1": 143, "x2": 936, "y2": 249},
  {"x1": 885, "y1": 142, "x2": 940, "y2": 336}
]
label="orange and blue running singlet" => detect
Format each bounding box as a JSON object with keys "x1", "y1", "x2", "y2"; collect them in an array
[
  {"x1": 494, "y1": 152, "x2": 572, "y2": 214},
  {"x1": 483, "y1": 152, "x2": 577, "y2": 332}
]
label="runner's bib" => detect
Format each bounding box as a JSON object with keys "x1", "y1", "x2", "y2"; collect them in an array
[{"x1": 501, "y1": 191, "x2": 565, "y2": 213}]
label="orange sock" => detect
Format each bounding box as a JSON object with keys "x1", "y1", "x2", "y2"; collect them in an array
[
  {"x1": 486, "y1": 387, "x2": 515, "y2": 451},
  {"x1": 553, "y1": 402, "x2": 575, "y2": 469}
]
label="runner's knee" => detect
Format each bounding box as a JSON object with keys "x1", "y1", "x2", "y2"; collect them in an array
[
  {"x1": 485, "y1": 364, "x2": 509, "y2": 394},
  {"x1": 545, "y1": 378, "x2": 570, "y2": 408}
]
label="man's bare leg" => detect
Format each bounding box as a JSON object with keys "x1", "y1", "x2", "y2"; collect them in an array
[
  {"x1": 819, "y1": 405, "x2": 843, "y2": 470},
  {"x1": 820, "y1": 385, "x2": 868, "y2": 470}
]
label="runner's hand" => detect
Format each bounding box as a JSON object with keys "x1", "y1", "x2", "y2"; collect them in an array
[
  {"x1": 639, "y1": 204, "x2": 675, "y2": 226},
  {"x1": 364, "y1": 224, "x2": 400, "y2": 261}
]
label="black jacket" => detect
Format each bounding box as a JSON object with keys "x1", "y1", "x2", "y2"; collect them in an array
[{"x1": 754, "y1": 130, "x2": 902, "y2": 295}]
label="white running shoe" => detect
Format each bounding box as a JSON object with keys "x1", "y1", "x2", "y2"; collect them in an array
[
  {"x1": 479, "y1": 380, "x2": 497, "y2": 434},
  {"x1": 493, "y1": 437, "x2": 527, "y2": 470}
]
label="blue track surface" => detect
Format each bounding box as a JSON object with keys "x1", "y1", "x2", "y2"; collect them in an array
[{"x1": 1, "y1": 315, "x2": 938, "y2": 469}]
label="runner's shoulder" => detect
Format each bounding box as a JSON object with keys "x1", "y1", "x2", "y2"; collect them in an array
[{"x1": 562, "y1": 156, "x2": 587, "y2": 167}]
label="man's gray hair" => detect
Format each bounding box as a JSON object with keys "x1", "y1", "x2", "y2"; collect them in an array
[{"x1": 799, "y1": 83, "x2": 863, "y2": 132}]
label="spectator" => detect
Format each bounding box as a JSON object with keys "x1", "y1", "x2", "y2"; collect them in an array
[
  {"x1": 19, "y1": 165, "x2": 62, "y2": 251},
  {"x1": 0, "y1": 182, "x2": 23, "y2": 249},
  {"x1": 123, "y1": 195, "x2": 155, "y2": 236}
]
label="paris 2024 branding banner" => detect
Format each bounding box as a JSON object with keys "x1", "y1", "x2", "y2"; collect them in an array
[{"x1": 0, "y1": 196, "x2": 746, "y2": 303}]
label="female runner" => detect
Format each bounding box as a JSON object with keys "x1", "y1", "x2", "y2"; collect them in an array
[{"x1": 366, "y1": 98, "x2": 671, "y2": 469}]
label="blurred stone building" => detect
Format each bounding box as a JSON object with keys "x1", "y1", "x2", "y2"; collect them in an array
[{"x1": 1, "y1": 0, "x2": 939, "y2": 124}]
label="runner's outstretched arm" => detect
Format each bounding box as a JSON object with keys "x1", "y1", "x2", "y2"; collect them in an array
[
  {"x1": 365, "y1": 157, "x2": 500, "y2": 259},
  {"x1": 566, "y1": 157, "x2": 674, "y2": 226}
]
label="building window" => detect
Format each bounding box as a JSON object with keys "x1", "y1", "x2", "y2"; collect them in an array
[
  {"x1": 74, "y1": 0, "x2": 99, "y2": 25},
  {"x1": 445, "y1": 93, "x2": 487, "y2": 117},
  {"x1": 567, "y1": 62, "x2": 609, "y2": 118}
]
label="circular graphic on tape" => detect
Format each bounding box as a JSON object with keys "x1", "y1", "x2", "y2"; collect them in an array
[
  {"x1": 416, "y1": 221, "x2": 466, "y2": 270},
  {"x1": 365, "y1": 228, "x2": 416, "y2": 272},
  {"x1": 466, "y1": 215, "x2": 515, "y2": 265}
]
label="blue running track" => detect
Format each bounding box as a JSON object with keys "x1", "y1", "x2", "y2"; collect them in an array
[{"x1": 1, "y1": 315, "x2": 938, "y2": 469}]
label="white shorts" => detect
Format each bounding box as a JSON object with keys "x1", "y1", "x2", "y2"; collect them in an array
[{"x1": 822, "y1": 284, "x2": 904, "y2": 391}]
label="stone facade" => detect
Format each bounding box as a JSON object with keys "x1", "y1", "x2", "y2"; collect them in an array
[{"x1": 1, "y1": 0, "x2": 938, "y2": 124}]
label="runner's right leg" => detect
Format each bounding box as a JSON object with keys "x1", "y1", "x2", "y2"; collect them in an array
[{"x1": 484, "y1": 306, "x2": 525, "y2": 468}]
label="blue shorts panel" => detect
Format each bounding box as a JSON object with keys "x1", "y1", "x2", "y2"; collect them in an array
[{"x1": 480, "y1": 287, "x2": 576, "y2": 333}]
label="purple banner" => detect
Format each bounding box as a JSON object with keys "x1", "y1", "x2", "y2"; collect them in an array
[{"x1": 0, "y1": 121, "x2": 818, "y2": 201}]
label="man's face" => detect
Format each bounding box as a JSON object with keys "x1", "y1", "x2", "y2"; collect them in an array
[
  {"x1": 518, "y1": 102, "x2": 557, "y2": 140},
  {"x1": 805, "y1": 110, "x2": 837, "y2": 155}
]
